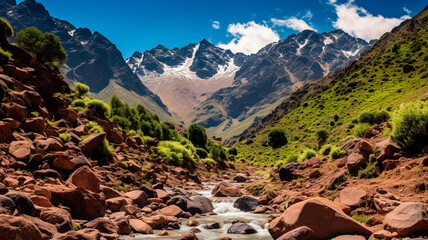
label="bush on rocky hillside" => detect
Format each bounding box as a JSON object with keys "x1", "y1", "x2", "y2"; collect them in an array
[
  {"x1": 392, "y1": 101, "x2": 428, "y2": 152},
  {"x1": 188, "y1": 123, "x2": 207, "y2": 149},
  {"x1": 0, "y1": 17, "x2": 13, "y2": 42},
  {"x1": 0, "y1": 47, "x2": 12, "y2": 65},
  {"x1": 268, "y1": 128, "x2": 288, "y2": 148}
]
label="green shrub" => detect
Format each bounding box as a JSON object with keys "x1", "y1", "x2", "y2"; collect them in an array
[
  {"x1": 210, "y1": 144, "x2": 228, "y2": 162},
  {"x1": 141, "y1": 136, "x2": 155, "y2": 145},
  {"x1": 97, "y1": 139, "x2": 113, "y2": 156},
  {"x1": 330, "y1": 147, "x2": 345, "y2": 161},
  {"x1": 196, "y1": 148, "x2": 208, "y2": 158},
  {"x1": 392, "y1": 101, "x2": 428, "y2": 151},
  {"x1": 0, "y1": 18, "x2": 13, "y2": 40},
  {"x1": 87, "y1": 121, "x2": 103, "y2": 133},
  {"x1": 111, "y1": 115, "x2": 131, "y2": 129},
  {"x1": 353, "y1": 123, "x2": 371, "y2": 138},
  {"x1": 352, "y1": 215, "x2": 369, "y2": 223},
  {"x1": 358, "y1": 110, "x2": 390, "y2": 125},
  {"x1": 73, "y1": 223, "x2": 81, "y2": 231},
  {"x1": 316, "y1": 129, "x2": 329, "y2": 147},
  {"x1": 16, "y1": 27, "x2": 66, "y2": 64},
  {"x1": 358, "y1": 160, "x2": 379, "y2": 178},
  {"x1": 227, "y1": 147, "x2": 238, "y2": 156},
  {"x1": 59, "y1": 132, "x2": 72, "y2": 142},
  {"x1": 156, "y1": 141, "x2": 196, "y2": 165},
  {"x1": 245, "y1": 139, "x2": 254, "y2": 144},
  {"x1": 268, "y1": 128, "x2": 288, "y2": 148},
  {"x1": 187, "y1": 124, "x2": 207, "y2": 148},
  {"x1": 71, "y1": 99, "x2": 86, "y2": 109},
  {"x1": 87, "y1": 99, "x2": 110, "y2": 117},
  {"x1": 320, "y1": 144, "x2": 334, "y2": 155},
  {"x1": 0, "y1": 47, "x2": 12, "y2": 65},
  {"x1": 298, "y1": 149, "x2": 316, "y2": 162},
  {"x1": 121, "y1": 161, "x2": 128, "y2": 168},
  {"x1": 75, "y1": 83, "x2": 89, "y2": 98}
]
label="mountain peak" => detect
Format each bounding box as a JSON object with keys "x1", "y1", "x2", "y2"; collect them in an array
[{"x1": 199, "y1": 38, "x2": 212, "y2": 45}]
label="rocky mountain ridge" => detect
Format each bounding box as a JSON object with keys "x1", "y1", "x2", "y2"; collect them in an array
[{"x1": 0, "y1": 0, "x2": 171, "y2": 119}]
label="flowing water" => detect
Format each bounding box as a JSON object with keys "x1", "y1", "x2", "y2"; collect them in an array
[{"x1": 133, "y1": 183, "x2": 273, "y2": 240}]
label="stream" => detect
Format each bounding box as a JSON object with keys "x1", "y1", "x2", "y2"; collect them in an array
[{"x1": 134, "y1": 182, "x2": 273, "y2": 240}]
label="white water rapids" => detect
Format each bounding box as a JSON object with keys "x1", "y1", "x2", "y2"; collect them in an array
[{"x1": 133, "y1": 183, "x2": 273, "y2": 240}]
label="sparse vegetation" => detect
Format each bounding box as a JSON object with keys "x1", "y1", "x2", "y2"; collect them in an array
[
  {"x1": 75, "y1": 83, "x2": 90, "y2": 98},
  {"x1": 59, "y1": 132, "x2": 72, "y2": 142},
  {"x1": 0, "y1": 47, "x2": 12, "y2": 65},
  {"x1": 268, "y1": 128, "x2": 288, "y2": 148}
]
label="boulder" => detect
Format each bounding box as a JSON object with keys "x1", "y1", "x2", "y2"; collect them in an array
[
  {"x1": 106, "y1": 197, "x2": 129, "y2": 212},
  {"x1": 0, "y1": 121, "x2": 12, "y2": 143},
  {"x1": 30, "y1": 195, "x2": 52, "y2": 207},
  {"x1": 211, "y1": 182, "x2": 242, "y2": 197},
  {"x1": 234, "y1": 196, "x2": 258, "y2": 212},
  {"x1": 155, "y1": 189, "x2": 170, "y2": 202},
  {"x1": 331, "y1": 235, "x2": 365, "y2": 240},
  {"x1": 46, "y1": 185, "x2": 106, "y2": 220},
  {"x1": 177, "y1": 231, "x2": 199, "y2": 240},
  {"x1": 34, "y1": 138, "x2": 63, "y2": 151},
  {"x1": 5, "y1": 191, "x2": 36, "y2": 216},
  {"x1": 129, "y1": 219, "x2": 153, "y2": 234},
  {"x1": 23, "y1": 117, "x2": 46, "y2": 134},
  {"x1": 100, "y1": 185, "x2": 122, "y2": 199},
  {"x1": 67, "y1": 166, "x2": 101, "y2": 192},
  {"x1": 268, "y1": 198, "x2": 372, "y2": 239},
  {"x1": 227, "y1": 222, "x2": 257, "y2": 234},
  {"x1": 124, "y1": 190, "x2": 148, "y2": 208},
  {"x1": 279, "y1": 163, "x2": 303, "y2": 181},
  {"x1": 160, "y1": 205, "x2": 183, "y2": 217},
  {"x1": 22, "y1": 214, "x2": 58, "y2": 240},
  {"x1": 142, "y1": 214, "x2": 168, "y2": 229},
  {"x1": 337, "y1": 187, "x2": 368, "y2": 208},
  {"x1": 84, "y1": 217, "x2": 119, "y2": 234},
  {"x1": 383, "y1": 202, "x2": 428, "y2": 236},
  {"x1": 341, "y1": 138, "x2": 371, "y2": 171},
  {"x1": 114, "y1": 218, "x2": 131, "y2": 235},
  {"x1": 0, "y1": 195, "x2": 16, "y2": 215},
  {"x1": 5, "y1": 102, "x2": 27, "y2": 121},
  {"x1": 8, "y1": 140, "x2": 35, "y2": 161},
  {"x1": 166, "y1": 195, "x2": 213, "y2": 215},
  {"x1": 233, "y1": 174, "x2": 249, "y2": 182},
  {"x1": 374, "y1": 194, "x2": 401, "y2": 214},
  {"x1": 51, "y1": 229, "x2": 101, "y2": 240},
  {"x1": 375, "y1": 137, "x2": 400, "y2": 160},
  {"x1": 277, "y1": 226, "x2": 314, "y2": 240},
  {"x1": 57, "y1": 109, "x2": 78, "y2": 123},
  {"x1": 34, "y1": 169, "x2": 61, "y2": 179},
  {"x1": 78, "y1": 132, "x2": 106, "y2": 157},
  {"x1": 39, "y1": 207, "x2": 73, "y2": 233},
  {"x1": 139, "y1": 184, "x2": 157, "y2": 198},
  {"x1": 0, "y1": 214, "x2": 43, "y2": 240}
]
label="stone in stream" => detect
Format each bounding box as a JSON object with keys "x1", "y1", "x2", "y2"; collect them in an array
[
  {"x1": 227, "y1": 222, "x2": 257, "y2": 234},
  {"x1": 211, "y1": 182, "x2": 242, "y2": 197},
  {"x1": 166, "y1": 195, "x2": 213, "y2": 215},
  {"x1": 233, "y1": 195, "x2": 258, "y2": 212}
]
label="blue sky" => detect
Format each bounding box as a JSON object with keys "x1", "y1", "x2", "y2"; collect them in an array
[{"x1": 17, "y1": 0, "x2": 426, "y2": 57}]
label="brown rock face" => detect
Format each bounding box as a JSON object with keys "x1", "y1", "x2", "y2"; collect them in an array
[
  {"x1": 106, "y1": 197, "x2": 129, "y2": 212},
  {"x1": 129, "y1": 219, "x2": 153, "y2": 234},
  {"x1": 67, "y1": 166, "x2": 101, "y2": 193},
  {"x1": 22, "y1": 214, "x2": 58, "y2": 240},
  {"x1": 177, "y1": 230, "x2": 199, "y2": 240},
  {"x1": 78, "y1": 132, "x2": 106, "y2": 157},
  {"x1": 39, "y1": 207, "x2": 73, "y2": 233},
  {"x1": 383, "y1": 202, "x2": 428, "y2": 237},
  {"x1": 337, "y1": 187, "x2": 368, "y2": 208},
  {"x1": 5, "y1": 102, "x2": 27, "y2": 121},
  {"x1": 277, "y1": 226, "x2": 314, "y2": 240},
  {"x1": 375, "y1": 137, "x2": 400, "y2": 160},
  {"x1": 0, "y1": 121, "x2": 12, "y2": 143},
  {"x1": 268, "y1": 198, "x2": 372, "y2": 240},
  {"x1": 142, "y1": 214, "x2": 168, "y2": 229},
  {"x1": 8, "y1": 140, "x2": 35, "y2": 161},
  {"x1": 23, "y1": 117, "x2": 46, "y2": 134},
  {"x1": 211, "y1": 181, "x2": 242, "y2": 197},
  {"x1": 0, "y1": 214, "x2": 43, "y2": 240},
  {"x1": 159, "y1": 205, "x2": 183, "y2": 217},
  {"x1": 83, "y1": 217, "x2": 119, "y2": 234},
  {"x1": 124, "y1": 190, "x2": 148, "y2": 208}
]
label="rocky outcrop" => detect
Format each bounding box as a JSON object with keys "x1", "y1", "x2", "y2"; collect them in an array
[{"x1": 383, "y1": 202, "x2": 428, "y2": 236}]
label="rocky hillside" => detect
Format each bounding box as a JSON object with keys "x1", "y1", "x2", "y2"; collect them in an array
[
  {"x1": 231, "y1": 6, "x2": 428, "y2": 148},
  {"x1": 0, "y1": 0, "x2": 171, "y2": 120}
]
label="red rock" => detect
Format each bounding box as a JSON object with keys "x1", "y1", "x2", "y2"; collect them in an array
[
  {"x1": 337, "y1": 187, "x2": 368, "y2": 208},
  {"x1": 347, "y1": 152, "x2": 367, "y2": 172},
  {"x1": 129, "y1": 219, "x2": 153, "y2": 234},
  {"x1": 359, "y1": 140, "x2": 374, "y2": 153},
  {"x1": 160, "y1": 205, "x2": 183, "y2": 217},
  {"x1": 23, "y1": 90, "x2": 42, "y2": 107},
  {"x1": 177, "y1": 230, "x2": 199, "y2": 240},
  {"x1": 374, "y1": 194, "x2": 401, "y2": 214},
  {"x1": 0, "y1": 214, "x2": 43, "y2": 240},
  {"x1": 108, "y1": 130, "x2": 123, "y2": 144},
  {"x1": 84, "y1": 217, "x2": 119, "y2": 234},
  {"x1": 233, "y1": 174, "x2": 249, "y2": 182},
  {"x1": 142, "y1": 214, "x2": 168, "y2": 229},
  {"x1": 100, "y1": 185, "x2": 122, "y2": 199},
  {"x1": 155, "y1": 189, "x2": 170, "y2": 202},
  {"x1": 78, "y1": 132, "x2": 106, "y2": 157},
  {"x1": 0, "y1": 195, "x2": 16, "y2": 215},
  {"x1": 277, "y1": 226, "x2": 314, "y2": 240},
  {"x1": 121, "y1": 204, "x2": 138, "y2": 216},
  {"x1": 383, "y1": 202, "x2": 428, "y2": 237},
  {"x1": 5, "y1": 102, "x2": 27, "y2": 121},
  {"x1": 34, "y1": 137, "x2": 63, "y2": 151},
  {"x1": 124, "y1": 190, "x2": 148, "y2": 208},
  {"x1": 375, "y1": 137, "x2": 400, "y2": 160},
  {"x1": 8, "y1": 140, "x2": 35, "y2": 161},
  {"x1": 57, "y1": 109, "x2": 78, "y2": 123},
  {"x1": 22, "y1": 214, "x2": 58, "y2": 239},
  {"x1": 51, "y1": 229, "x2": 101, "y2": 240},
  {"x1": 0, "y1": 121, "x2": 12, "y2": 143},
  {"x1": 114, "y1": 217, "x2": 131, "y2": 235},
  {"x1": 211, "y1": 181, "x2": 242, "y2": 197},
  {"x1": 52, "y1": 154, "x2": 75, "y2": 170},
  {"x1": 67, "y1": 166, "x2": 101, "y2": 193},
  {"x1": 106, "y1": 197, "x2": 129, "y2": 212},
  {"x1": 268, "y1": 198, "x2": 371, "y2": 240},
  {"x1": 74, "y1": 125, "x2": 88, "y2": 136},
  {"x1": 39, "y1": 207, "x2": 73, "y2": 233},
  {"x1": 23, "y1": 117, "x2": 46, "y2": 134},
  {"x1": 30, "y1": 195, "x2": 52, "y2": 207}
]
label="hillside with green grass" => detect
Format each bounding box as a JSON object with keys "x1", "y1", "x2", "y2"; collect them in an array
[{"x1": 233, "y1": 7, "x2": 428, "y2": 167}]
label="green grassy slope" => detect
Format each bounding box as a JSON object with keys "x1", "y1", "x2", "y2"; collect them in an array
[{"x1": 234, "y1": 8, "x2": 428, "y2": 167}]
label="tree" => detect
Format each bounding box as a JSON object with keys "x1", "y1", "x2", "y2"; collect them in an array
[
  {"x1": 187, "y1": 124, "x2": 207, "y2": 148},
  {"x1": 0, "y1": 18, "x2": 13, "y2": 44},
  {"x1": 16, "y1": 27, "x2": 66, "y2": 65},
  {"x1": 268, "y1": 128, "x2": 288, "y2": 148},
  {"x1": 316, "y1": 130, "x2": 329, "y2": 148},
  {"x1": 75, "y1": 83, "x2": 89, "y2": 98}
]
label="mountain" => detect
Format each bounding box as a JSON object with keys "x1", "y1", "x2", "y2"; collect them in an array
[
  {"x1": 0, "y1": 0, "x2": 171, "y2": 120},
  {"x1": 126, "y1": 39, "x2": 240, "y2": 120},
  {"x1": 231, "y1": 6, "x2": 428, "y2": 164},
  {"x1": 128, "y1": 29, "x2": 372, "y2": 136}
]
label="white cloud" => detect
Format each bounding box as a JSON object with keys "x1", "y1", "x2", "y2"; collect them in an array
[
  {"x1": 331, "y1": 1, "x2": 411, "y2": 41},
  {"x1": 271, "y1": 17, "x2": 317, "y2": 32},
  {"x1": 403, "y1": 7, "x2": 411, "y2": 14},
  {"x1": 218, "y1": 21, "x2": 280, "y2": 55},
  {"x1": 303, "y1": 10, "x2": 313, "y2": 20},
  {"x1": 212, "y1": 20, "x2": 220, "y2": 29}
]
